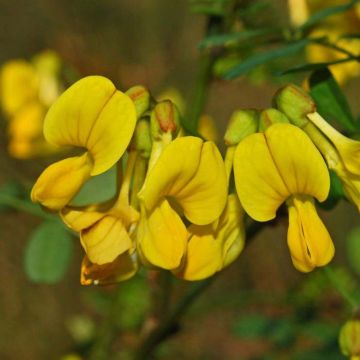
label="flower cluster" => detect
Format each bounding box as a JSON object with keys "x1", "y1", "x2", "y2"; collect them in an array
[
  {"x1": 31, "y1": 76, "x2": 244, "y2": 284},
  {"x1": 0, "y1": 50, "x2": 64, "y2": 158},
  {"x1": 32, "y1": 76, "x2": 359, "y2": 284},
  {"x1": 288, "y1": 0, "x2": 360, "y2": 85}
]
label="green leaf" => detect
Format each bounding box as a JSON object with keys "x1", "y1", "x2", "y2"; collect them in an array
[
  {"x1": 224, "y1": 39, "x2": 310, "y2": 79},
  {"x1": 299, "y1": 0, "x2": 358, "y2": 31},
  {"x1": 232, "y1": 314, "x2": 273, "y2": 338},
  {"x1": 236, "y1": 1, "x2": 271, "y2": 17},
  {"x1": 347, "y1": 227, "x2": 360, "y2": 276},
  {"x1": 278, "y1": 57, "x2": 354, "y2": 75},
  {"x1": 71, "y1": 165, "x2": 117, "y2": 206},
  {"x1": 309, "y1": 68, "x2": 357, "y2": 132},
  {"x1": 24, "y1": 221, "x2": 73, "y2": 283},
  {"x1": 198, "y1": 28, "x2": 277, "y2": 49}
]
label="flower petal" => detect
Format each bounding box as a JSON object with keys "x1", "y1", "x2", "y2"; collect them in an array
[
  {"x1": 61, "y1": 206, "x2": 106, "y2": 232},
  {"x1": 0, "y1": 60, "x2": 39, "y2": 116},
  {"x1": 81, "y1": 215, "x2": 133, "y2": 265},
  {"x1": 137, "y1": 199, "x2": 187, "y2": 270},
  {"x1": 178, "y1": 224, "x2": 223, "y2": 281},
  {"x1": 287, "y1": 195, "x2": 335, "y2": 272},
  {"x1": 177, "y1": 194, "x2": 244, "y2": 281},
  {"x1": 31, "y1": 153, "x2": 92, "y2": 210},
  {"x1": 221, "y1": 194, "x2": 245, "y2": 267},
  {"x1": 80, "y1": 252, "x2": 138, "y2": 285},
  {"x1": 43, "y1": 76, "x2": 137, "y2": 175},
  {"x1": 8, "y1": 102, "x2": 45, "y2": 140},
  {"x1": 138, "y1": 137, "x2": 227, "y2": 225},
  {"x1": 138, "y1": 136, "x2": 202, "y2": 211},
  {"x1": 308, "y1": 112, "x2": 360, "y2": 176},
  {"x1": 176, "y1": 141, "x2": 227, "y2": 225},
  {"x1": 234, "y1": 132, "x2": 289, "y2": 221},
  {"x1": 266, "y1": 123, "x2": 330, "y2": 201}
]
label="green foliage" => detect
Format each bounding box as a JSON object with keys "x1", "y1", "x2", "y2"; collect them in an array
[
  {"x1": 346, "y1": 227, "x2": 360, "y2": 276},
  {"x1": 24, "y1": 220, "x2": 73, "y2": 283},
  {"x1": 278, "y1": 57, "x2": 355, "y2": 76},
  {"x1": 232, "y1": 313, "x2": 274, "y2": 339},
  {"x1": 71, "y1": 166, "x2": 117, "y2": 206},
  {"x1": 299, "y1": 0, "x2": 358, "y2": 31},
  {"x1": 309, "y1": 68, "x2": 357, "y2": 132},
  {"x1": 0, "y1": 181, "x2": 25, "y2": 212},
  {"x1": 115, "y1": 275, "x2": 150, "y2": 330},
  {"x1": 198, "y1": 28, "x2": 277, "y2": 49},
  {"x1": 224, "y1": 39, "x2": 311, "y2": 79}
]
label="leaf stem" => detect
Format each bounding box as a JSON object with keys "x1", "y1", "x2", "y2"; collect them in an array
[
  {"x1": 133, "y1": 220, "x2": 265, "y2": 360},
  {"x1": 0, "y1": 193, "x2": 54, "y2": 221},
  {"x1": 184, "y1": 15, "x2": 225, "y2": 134}
]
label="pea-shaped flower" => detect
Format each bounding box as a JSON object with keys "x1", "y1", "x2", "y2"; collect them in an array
[
  {"x1": 234, "y1": 123, "x2": 334, "y2": 272},
  {"x1": 137, "y1": 136, "x2": 228, "y2": 270},
  {"x1": 176, "y1": 194, "x2": 245, "y2": 280},
  {"x1": 31, "y1": 76, "x2": 137, "y2": 210}
]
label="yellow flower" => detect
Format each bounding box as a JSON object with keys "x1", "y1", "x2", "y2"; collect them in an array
[
  {"x1": 306, "y1": 112, "x2": 360, "y2": 210},
  {"x1": 0, "y1": 51, "x2": 64, "y2": 158},
  {"x1": 176, "y1": 194, "x2": 245, "y2": 280},
  {"x1": 0, "y1": 60, "x2": 39, "y2": 116},
  {"x1": 198, "y1": 114, "x2": 219, "y2": 142},
  {"x1": 137, "y1": 136, "x2": 227, "y2": 270},
  {"x1": 287, "y1": 0, "x2": 360, "y2": 85},
  {"x1": 31, "y1": 76, "x2": 137, "y2": 210},
  {"x1": 61, "y1": 151, "x2": 139, "y2": 265},
  {"x1": 306, "y1": 28, "x2": 360, "y2": 85},
  {"x1": 61, "y1": 150, "x2": 140, "y2": 284},
  {"x1": 80, "y1": 252, "x2": 138, "y2": 285},
  {"x1": 234, "y1": 123, "x2": 334, "y2": 272}
]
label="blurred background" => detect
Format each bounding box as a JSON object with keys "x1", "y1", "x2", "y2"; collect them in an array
[{"x1": 0, "y1": 0, "x2": 359, "y2": 359}]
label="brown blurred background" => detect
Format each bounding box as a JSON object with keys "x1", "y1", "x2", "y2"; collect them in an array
[{"x1": 0, "y1": 1, "x2": 359, "y2": 359}]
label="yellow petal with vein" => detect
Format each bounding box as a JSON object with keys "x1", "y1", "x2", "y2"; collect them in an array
[
  {"x1": 80, "y1": 252, "x2": 137, "y2": 285},
  {"x1": 61, "y1": 206, "x2": 105, "y2": 232},
  {"x1": 221, "y1": 194, "x2": 245, "y2": 267},
  {"x1": 44, "y1": 76, "x2": 136, "y2": 175},
  {"x1": 137, "y1": 199, "x2": 187, "y2": 270},
  {"x1": 179, "y1": 224, "x2": 222, "y2": 281},
  {"x1": 81, "y1": 215, "x2": 132, "y2": 265},
  {"x1": 31, "y1": 153, "x2": 92, "y2": 210},
  {"x1": 178, "y1": 194, "x2": 244, "y2": 281},
  {"x1": 234, "y1": 132, "x2": 289, "y2": 221},
  {"x1": 139, "y1": 137, "x2": 227, "y2": 225},
  {"x1": 266, "y1": 123, "x2": 330, "y2": 201},
  {"x1": 138, "y1": 136, "x2": 202, "y2": 211},
  {"x1": 176, "y1": 141, "x2": 227, "y2": 225},
  {"x1": 287, "y1": 195, "x2": 334, "y2": 272}
]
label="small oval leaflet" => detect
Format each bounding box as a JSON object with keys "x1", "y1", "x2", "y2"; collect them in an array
[{"x1": 24, "y1": 220, "x2": 73, "y2": 283}]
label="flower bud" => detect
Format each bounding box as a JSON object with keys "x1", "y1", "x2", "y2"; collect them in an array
[
  {"x1": 135, "y1": 119, "x2": 152, "y2": 158},
  {"x1": 126, "y1": 85, "x2": 151, "y2": 118},
  {"x1": 150, "y1": 100, "x2": 180, "y2": 140},
  {"x1": 274, "y1": 84, "x2": 316, "y2": 127},
  {"x1": 339, "y1": 319, "x2": 360, "y2": 357},
  {"x1": 224, "y1": 109, "x2": 259, "y2": 146},
  {"x1": 259, "y1": 108, "x2": 290, "y2": 131}
]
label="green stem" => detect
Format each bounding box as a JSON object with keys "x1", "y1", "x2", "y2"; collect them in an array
[
  {"x1": 0, "y1": 193, "x2": 54, "y2": 221},
  {"x1": 311, "y1": 38, "x2": 359, "y2": 60},
  {"x1": 323, "y1": 266, "x2": 359, "y2": 309},
  {"x1": 184, "y1": 15, "x2": 225, "y2": 134},
  {"x1": 133, "y1": 220, "x2": 265, "y2": 360}
]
